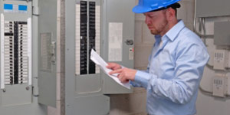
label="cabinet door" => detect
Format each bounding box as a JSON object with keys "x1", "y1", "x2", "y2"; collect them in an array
[
  {"x1": 102, "y1": 0, "x2": 135, "y2": 94},
  {"x1": 37, "y1": 0, "x2": 57, "y2": 107}
]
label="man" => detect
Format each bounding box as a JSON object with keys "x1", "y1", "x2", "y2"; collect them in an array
[{"x1": 107, "y1": 0, "x2": 210, "y2": 115}]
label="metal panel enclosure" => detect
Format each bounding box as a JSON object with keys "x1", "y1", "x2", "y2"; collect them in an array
[
  {"x1": 196, "y1": 0, "x2": 230, "y2": 17},
  {"x1": 214, "y1": 22, "x2": 230, "y2": 46},
  {"x1": 0, "y1": 0, "x2": 47, "y2": 115}
]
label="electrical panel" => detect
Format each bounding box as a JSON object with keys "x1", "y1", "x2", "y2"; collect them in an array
[
  {"x1": 66, "y1": 0, "x2": 135, "y2": 114},
  {"x1": 66, "y1": 0, "x2": 110, "y2": 114},
  {"x1": 1, "y1": 0, "x2": 32, "y2": 104},
  {"x1": 1, "y1": 4, "x2": 31, "y2": 89},
  {"x1": 0, "y1": 0, "x2": 46, "y2": 115},
  {"x1": 76, "y1": 1, "x2": 100, "y2": 75},
  {"x1": 2, "y1": 21, "x2": 29, "y2": 85}
]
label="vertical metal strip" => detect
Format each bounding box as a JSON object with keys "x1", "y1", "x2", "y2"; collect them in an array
[
  {"x1": 75, "y1": 4, "x2": 81, "y2": 75},
  {"x1": 87, "y1": 0, "x2": 89, "y2": 74},
  {"x1": 1, "y1": 13, "x2": 5, "y2": 89},
  {"x1": 95, "y1": 5, "x2": 100, "y2": 74},
  {"x1": 88, "y1": 1, "x2": 96, "y2": 74},
  {"x1": 27, "y1": 18, "x2": 32, "y2": 85}
]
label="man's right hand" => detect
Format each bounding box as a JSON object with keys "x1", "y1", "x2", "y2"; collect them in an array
[{"x1": 107, "y1": 63, "x2": 121, "y2": 70}]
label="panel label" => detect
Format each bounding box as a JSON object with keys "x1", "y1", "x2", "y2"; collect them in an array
[
  {"x1": 108, "y1": 22, "x2": 123, "y2": 61},
  {"x1": 4, "y1": 4, "x2": 27, "y2": 13}
]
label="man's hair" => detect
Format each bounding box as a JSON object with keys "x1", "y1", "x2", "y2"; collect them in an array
[
  {"x1": 168, "y1": 3, "x2": 180, "y2": 16},
  {"x1": 150, "y1": 3, "x2": 181, "y2": 16}
]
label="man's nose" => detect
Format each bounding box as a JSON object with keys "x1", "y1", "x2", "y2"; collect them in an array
[{"x1": 145, "y1": 16, "x2": 151, "y2": 24}]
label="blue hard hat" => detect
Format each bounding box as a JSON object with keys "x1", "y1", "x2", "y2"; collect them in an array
[{"x1": 133, "y1": 0, "x2": 181, "y2": 13}]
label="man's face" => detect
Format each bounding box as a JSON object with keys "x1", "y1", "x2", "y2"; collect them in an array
[{"x1": 144, "y1": 9, "x2": 169, "y2": 36}]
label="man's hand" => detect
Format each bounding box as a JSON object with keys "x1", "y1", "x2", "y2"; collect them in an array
[
  {"x1": 107, "y1": 63, "x2": 122, "y2": 70},
  {"x1": 109, "y1": 68, "x2": 137, "y2": 83}
]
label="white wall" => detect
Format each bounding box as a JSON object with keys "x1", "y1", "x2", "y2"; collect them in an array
[{"x1": 197, "y1": 90, "x2": 230, "y2": 115}]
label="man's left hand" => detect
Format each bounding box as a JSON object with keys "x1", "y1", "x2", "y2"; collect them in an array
[{"x1": 109, "y1": 68, "x2": 137, "y2": 83}]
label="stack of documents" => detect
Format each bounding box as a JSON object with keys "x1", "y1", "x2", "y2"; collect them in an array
[{"x1": 90, "y1": 49, "x2": 131, "y2": 89}]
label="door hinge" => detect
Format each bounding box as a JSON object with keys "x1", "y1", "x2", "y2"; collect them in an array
[{"x1": 32, "y1": 6, "x2": 40, "y2": 16}]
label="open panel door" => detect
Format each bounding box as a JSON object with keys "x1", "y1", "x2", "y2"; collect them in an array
[{"x1": 37, "y1": 0, "x2": 57, "y2": 107}]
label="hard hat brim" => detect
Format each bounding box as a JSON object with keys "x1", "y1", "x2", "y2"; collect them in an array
[{"x1": 132, "y1": 5, "x2": 153, "y2": 13}]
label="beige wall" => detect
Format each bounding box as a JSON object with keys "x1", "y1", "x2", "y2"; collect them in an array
[{"x1": 109, "y1": 0, "x2": 195, "y2": 115}]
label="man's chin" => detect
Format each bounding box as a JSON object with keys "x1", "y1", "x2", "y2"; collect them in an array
[{"x1": 150, "y1": 31, "x2": 158, "y2": 35}]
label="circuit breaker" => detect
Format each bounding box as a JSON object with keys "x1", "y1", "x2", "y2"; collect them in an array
[
  {"x1": 1, "y1": 3, "x2": 31, "y2": 89},
  {"x1": 2, "y1": 20, "x2": 30, "y2": 85},
  {"x1": 75, "y1": 1, "x2": 100, "y2": 75}
]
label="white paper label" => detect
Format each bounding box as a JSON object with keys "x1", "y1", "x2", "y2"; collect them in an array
[{"x1": 108, "y1": 22, "x2": 123, "y2": 61}]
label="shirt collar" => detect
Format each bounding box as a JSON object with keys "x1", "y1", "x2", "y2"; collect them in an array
[
  {"x1": 154, "y1": 20, "x2": 185, "y2": 42},
  {"x1": 165, "y1": 20, "x2": 185, "y2": 41}
]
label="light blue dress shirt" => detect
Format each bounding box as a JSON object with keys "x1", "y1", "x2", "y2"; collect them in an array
[{"x1": 131, "y1": 20, "x2": 209, "y2": 115}]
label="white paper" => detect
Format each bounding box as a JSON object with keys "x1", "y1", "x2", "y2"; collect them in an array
[{"x1": 90, "y1": 49, "x2": 131, "y2": 89}]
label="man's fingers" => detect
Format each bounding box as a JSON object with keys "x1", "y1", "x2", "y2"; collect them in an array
[
  {"x1": 106, "y1": 64, "x2": 113, "y2": 69},
  {"x1": 107, "y1": 63, "x2": 121, "y2": 70},
  {"x1": 120, "y1": 77, "x2": 129, "y2": 83},
  {"x1": 121, "y1": 79, "x2": 129, "y2": 83},
  {"x1": 117, "y1": 72, "x2": 126, "y2": 83},
  {"x1": 118, "y1": 74, "x2": 122, "y2": 80},
  {"x1": 109, "y1": 69, "x2": 122, "y2": 75}
]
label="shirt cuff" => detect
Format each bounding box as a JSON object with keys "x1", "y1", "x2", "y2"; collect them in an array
[
  {"x1": 134, "y1": 70, "x2": 152, "y2": 88},
  {"x1": 129, "y1": 80, "x2": 140, "y2": 87}
]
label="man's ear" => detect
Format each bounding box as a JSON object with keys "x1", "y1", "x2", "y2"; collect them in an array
[{"x1": 166, "y1": 7, "x2": 176, "y2": 21}]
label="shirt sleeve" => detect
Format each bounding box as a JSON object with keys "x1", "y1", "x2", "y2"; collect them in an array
[
  {"x1": 130, "y1": 47, "x2": 153, "y2": 88},
  {"x1": 130, "y1": 70, "x2": 149, "y2": 88},
  {"x1": 134, "y1": 44, "x2": 209, "y2": 104}
]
